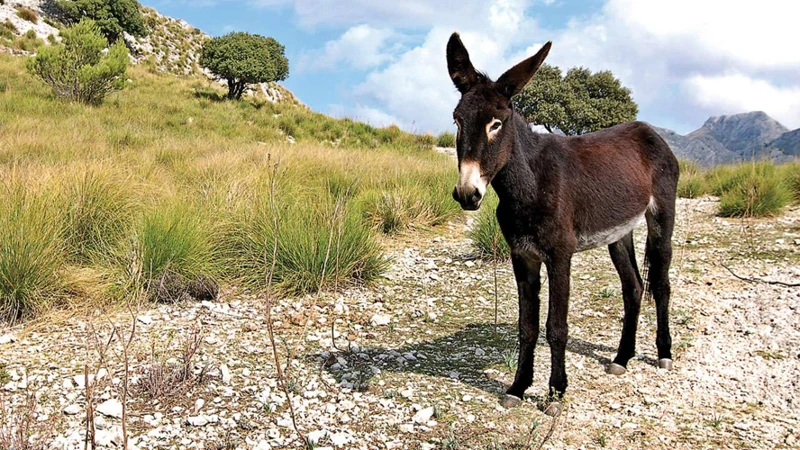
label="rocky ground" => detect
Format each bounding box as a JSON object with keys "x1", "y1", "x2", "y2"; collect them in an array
[{"x1": 1, "y1": 197, "x2": 799, "y2": 449}]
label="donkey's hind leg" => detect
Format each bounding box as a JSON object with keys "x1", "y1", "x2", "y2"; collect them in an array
[
  {"x1": 607, "y1": 232, "x2": 644, "y2": 375},
  {"x1": 645, "y1": 206, "x2": 675, "y2": 370}
]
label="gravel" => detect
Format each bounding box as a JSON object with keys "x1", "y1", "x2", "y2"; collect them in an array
[{"x1": 0, "y1": 198, "x2": 798, "y2": 449}]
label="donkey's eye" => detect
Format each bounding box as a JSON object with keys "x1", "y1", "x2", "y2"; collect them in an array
[{"x1": 490, "y1": 121, "x2": 502, "y2": 131}]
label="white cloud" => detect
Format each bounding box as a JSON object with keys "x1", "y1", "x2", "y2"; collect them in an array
[
  {"x1": 682, "y1": 74, "x2": 800, "y2": 129},
  {"x1": 297, "y1": 25, "x2": 397, "y2": 72},
  {"x1": 302, "y1": 0, "x2": 800, "y2": 134}
]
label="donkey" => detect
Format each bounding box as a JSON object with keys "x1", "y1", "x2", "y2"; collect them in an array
[{"x1": 446, "y1": 33, "x2": 679, "y2": 414}]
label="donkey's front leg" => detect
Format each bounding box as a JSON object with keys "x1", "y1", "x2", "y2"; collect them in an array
[
  {"x1": 501, "y1": 254, "x2": 542, "y2": 408},
  {"x1": 544, "y1": 252, "x2": 572, "y2": 414}
]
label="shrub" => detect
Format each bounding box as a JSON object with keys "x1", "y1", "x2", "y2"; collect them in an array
[
  {"x1": 780, "y1": 162, "x2": 800, "y2": 203},
  {"x1": 717, "y1": 164, "x2": 791, "y2": 218},
  {"x1": 437, "y1": 131, "x2": 456, "y2": 147},
  {"x1": 14, "y1": 29, "x2": 44, "y2": 52},
  {"x1": 0, "y1": 19, "x2": 18, "y2": 40},
  {"x1": 469, "y1": 190, "x2": 510, "y2": 260},
  {"x1": 200, "y1": 32, "x2": 289, "y2": 100},
  {"x1": 56, "y1": 0, "x2": 147, "y2": 42},
  {"x1": 28, "y1": 19, "x2": 129, "y2": 104},
  {"x1": 676, "y1": 160, "x2": 707, "y2": 199},
  {"x1": 16, "y1": 6, "x2": 39, "y2": 23},
  {"x1": 0, "y1": 183, "x2": 65, "y2": 322}
]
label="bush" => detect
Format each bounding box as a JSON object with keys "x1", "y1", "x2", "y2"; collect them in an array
[
  {"x1": 13, "y1": 29, "x2": 44, "y2": 52},
  {"x1": 56, "y1": 0, "x2": 147, "y2": 42},
  {"x1": 28, "y1": 19, "x2": 129, "y2": 104},
  {"x1": 16, "y1": 6, "x2": 39, "y2": 23},
  {"x1": 676, "y1": 160, "x2": 707, "y2": 199},
  {"x1": 0, "y1": 19, "x2": 18, "y2": 40},
  {"x1": 0, "y1": 182, "x2": 65, "y2": 322},
  {"x1": 437, "y1": 131, "x2": 456, "y2": 147},
  {"x1": 717, "y1": 164, "x2": 792, "y2": 218},
  {"x1": 200, "y1": 32, "x2": 289, "y2": 100},
  {"x1": 469, "y1": 190, "x2": 510, "y2": 260}
]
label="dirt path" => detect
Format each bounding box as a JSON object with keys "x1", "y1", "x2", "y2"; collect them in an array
[{"x1": 1, "y1": 198, "x2": 799, "y2": 449}]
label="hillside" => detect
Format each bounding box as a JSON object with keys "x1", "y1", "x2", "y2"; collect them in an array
[
  {"x1": 651, "y1": 125, "x2": 740, "y2": 166},
  {"x1": 768, "y1": 128, "x2": 800, "y2": 158}
]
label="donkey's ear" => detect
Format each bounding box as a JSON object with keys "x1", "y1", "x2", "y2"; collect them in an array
[
  {"x1": 496, "y1": 41, "x2": 552, "y2": 99},
  {"x1": 447, "y1": 33, "x2": 478, "y2": 94}
]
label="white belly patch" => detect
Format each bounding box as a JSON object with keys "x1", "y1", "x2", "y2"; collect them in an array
[{"x1": 576, "y1": 212, "x2": 645, "y2": 252}]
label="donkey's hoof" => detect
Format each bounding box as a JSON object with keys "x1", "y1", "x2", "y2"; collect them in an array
[
  {"x1": 658, "y1": 358, "x2": 673, "y2": 370},
  {"x1": 500, "y1": 394, "x2": 523, "y2": 408},
  {"x1": 607, "y1": 363, "x2": 627, "y2": 376},
  {"x1": 543, "y1": 401, "x2": 563, "y2": 417}
]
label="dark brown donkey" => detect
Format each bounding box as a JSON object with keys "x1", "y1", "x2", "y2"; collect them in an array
[{"x1": 446, "y1": 33, "x2": 679, "y2": 414}]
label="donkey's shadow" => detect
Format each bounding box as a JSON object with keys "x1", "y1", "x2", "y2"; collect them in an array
[{"x1": 314, "y1": 322, "x2": 653, "y2": 397}]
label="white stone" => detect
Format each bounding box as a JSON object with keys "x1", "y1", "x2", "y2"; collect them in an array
[
  {"x1": 187, "y1": 416, "x2": 209, "y2": 427},
  {"x1": 96, "y1": 399, "x2": 123, "y2": 419},
  {"x1": 194, "y1": 398, "x2": 205, "y2": 413},
  {"x1": 370, "y1": 314, "x2": 391, "y2": 326},
  {"x1": 0, "y1": 334, "x2": 15, "y2": 344},
  {"x1": 254, "y1": 440, "x2": 272, "y2": 450},
  {"x1": 412, "y1": 407, "x2": 435, "y2": 424},
  {"x1": 220, "y1": 364, "x2": 232, "y2": 384},
  {"x1": 63, "y1": 404, "x2": 82, "y2": 415},
  {"x1": 307, "y1": 430, "x2": 327, "y2": 444}
]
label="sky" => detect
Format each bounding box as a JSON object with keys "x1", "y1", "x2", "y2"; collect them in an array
[{"x1": 142, "y1": 0, "x2": 800, "y2": 135}]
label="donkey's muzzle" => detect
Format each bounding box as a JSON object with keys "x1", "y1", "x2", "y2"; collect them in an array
[{"x1": 453, "y1": 185, "x2": 483, "y2": 211}]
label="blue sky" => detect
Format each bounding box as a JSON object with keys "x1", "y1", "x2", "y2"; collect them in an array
[{"x1": 143, "y1": 0, "x2": 800, "y2": 135}]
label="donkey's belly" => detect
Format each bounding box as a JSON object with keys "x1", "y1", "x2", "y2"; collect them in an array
[{"x1": 575, "y1": 212, "x2": 645, "y2": 252}]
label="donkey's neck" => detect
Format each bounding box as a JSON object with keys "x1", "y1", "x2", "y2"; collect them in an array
[{"x1": 491, "y1": 113, "x2": 542, "y2": 207}]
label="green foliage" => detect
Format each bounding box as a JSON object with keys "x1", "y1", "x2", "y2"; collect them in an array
[
  {"x1": 677, "y1": 160, "x2": 707, "y2": 199},
  {"x1": 200, "y1": 32, "x2": 289, "y2": 100},
  {"x1": 469, "y1": 189, "x2": 510, "y2": 260},
  {"x1": 513, "y1": 64, "x2": 638, "y2": 135},
  {"x1": 12, "y1": 29, "x2": 44, "y2": 52},
  {"x1": 56, "y1": 0, "x2": 146, "y2": 41},
  {"x1": 717, "y1": 163, "x2": 791, "y2": 218},
  {"x1": 437, "y1": 131, "x2": 456, "y2": 147},
  {"x1": 16, "y1": 6, "x2": 39, "y2": 23},
  {"x1": 0, "y1": 182, "x2": 65, "y2": 322},
  {"x1": 28, "y1": 19, "x2": 129, "y2": 104}
]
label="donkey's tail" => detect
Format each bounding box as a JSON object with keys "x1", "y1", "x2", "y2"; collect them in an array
[{"x1": 642, "y1": 239, "x2": 653, "y2": 303}]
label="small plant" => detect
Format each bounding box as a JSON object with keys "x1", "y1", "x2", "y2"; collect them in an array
[
  {"x1": 0, "y1": 19, "x2": 17, "y2": 40},
  {"x1": 437, "y1": 131, "x2": 456, "y2": 147},
  {"x1": 15, "y1": 7, "x2": 39, "y2": 23},
  {"x1": 501, "y1": 347, "x2": 518, "y2": 372},
  {"x1": 596, "y1": 431, "x2": 608, "y2": 447},
  {"x1": 28, "y1": 19, "x2": 129, "y2": 105},
  {"x1": 707, "y1": 413, "x2": 723, "y2": 430},
  {"x1": 599, "y1": 286, "x2": 616, "y2": 298},
  {"x1": 0, "y1": 391, "x2": 51, "y2": 449}
]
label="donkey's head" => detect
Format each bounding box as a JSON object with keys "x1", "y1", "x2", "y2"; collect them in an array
[{"x1": 447, "y1": 33, "x2": 551, "y2": 210}]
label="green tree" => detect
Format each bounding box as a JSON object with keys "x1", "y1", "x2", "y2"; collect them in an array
[
  {"x1": 200, "y1": 32, "x2": 289, "y2": 100},
  {"x1": 28, "y1": 19, "x2": 129, "y2": 104},
  {"x1": 56, "y1": 0, "x2": 147, "y2": 42},
  {"x1": 513, "y1": 64, "x2": 638, "y2": 135}
]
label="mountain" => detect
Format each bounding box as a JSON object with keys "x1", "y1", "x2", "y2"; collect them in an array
[
  {"x1": 766, "y1": 129, "x2": 800, "y2": 158},
  {"x1": 687, "y1": 111, "x2": 789, "y2": 159},
  {"x1": 652, "y1": 126, "x2": 740, "y2": 166}
]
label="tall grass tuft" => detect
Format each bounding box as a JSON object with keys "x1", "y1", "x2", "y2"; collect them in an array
[
  {"x1": 61, "y1": 168, "x2": 135, "y2": 264},
  {"x1": 231, "y1": 190, "x2": 387, "y2": 295},
  {"x1": 437, "y1": 131, "x2": 456, "y2": 148},
  {"x1": 121, "y1": 201, "x2": 219, "y2": 301},
  {"x1": 717, "y1": 163, "x2": 792, "y2": 218},
  {"x1": 676, "y1": 159, "x2": 707, "y2": 199},
  {"x1": 0, "y1": 181, "x2": 65, "y2": 322},
  {"x1": 469, "y1": 190, "x2": 510, "y2": 260}
]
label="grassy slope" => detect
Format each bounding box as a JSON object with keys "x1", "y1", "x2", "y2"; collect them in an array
[{"x1": 0, "y1": 54, "x2": 460, "y2": 321}]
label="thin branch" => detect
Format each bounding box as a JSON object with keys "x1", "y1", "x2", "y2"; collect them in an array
[{"x1": 721, "y1": 262, "x2": 800, "y2": 287}]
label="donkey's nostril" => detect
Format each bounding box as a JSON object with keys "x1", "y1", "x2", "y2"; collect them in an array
[{"x1": 473, "y1": 190, "x2": 483, "y2": 202}]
